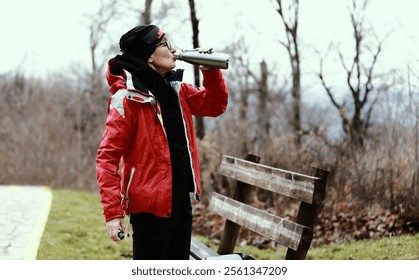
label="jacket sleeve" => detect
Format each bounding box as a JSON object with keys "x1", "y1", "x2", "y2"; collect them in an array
[
  {"x1": 96, "y1": 92, "x2": 136, "y2": 222},
  {"x1": 180, "y1": 68, "x2": 228, "y2": 117}
]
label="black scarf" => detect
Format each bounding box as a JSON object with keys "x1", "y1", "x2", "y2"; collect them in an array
[{"x1": 112, "y1": 53, "x2": 183, "y2": 101}]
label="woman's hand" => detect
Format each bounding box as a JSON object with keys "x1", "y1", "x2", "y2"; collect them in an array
[{"x1": 106, "y1": 217, "x2": 125, "y2": 241}]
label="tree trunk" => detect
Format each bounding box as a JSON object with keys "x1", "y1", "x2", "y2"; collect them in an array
[
  {"x1": 188, "y1": 0, "x2": 205, "y2": 139},
  {"x1": 275, "y1": 0, "x2": 302, "y2": 146},
  {"x1": 141, "y1": 0, "x2": 153, "y2": 24},
  {"x1": 255, "y1": 60, "x2": 270, "y2": 150}
]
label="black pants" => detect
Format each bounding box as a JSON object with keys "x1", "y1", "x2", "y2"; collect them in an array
[{"x1": 129, "y1": 192, "x2": 192, "y2": 260}]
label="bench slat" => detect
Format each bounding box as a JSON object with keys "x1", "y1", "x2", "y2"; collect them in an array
[
  {"x1": 208, "y1": 192, "x2": 312, "y2": 251},
  {"x1": 190, "y1": 237, "x2": 219, "y2": 260},
  {"x1": 218, "y1": 155, "x2": 326, "y2": 204}
]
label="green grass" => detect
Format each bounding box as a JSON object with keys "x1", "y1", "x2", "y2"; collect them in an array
[
  {"x1": 307, "y1": 235, "x2": 419, "y2": 260},
  {"x1": 37, "y1": 189, "x2": 419, "y2": 260},
  {"x1": 37, "y1": 189, "x2": 132, "y2": 259}
]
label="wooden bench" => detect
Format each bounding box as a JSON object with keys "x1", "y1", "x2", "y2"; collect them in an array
[{"x1": 190, "y1": 154, "x2": 329, "y2": 260}]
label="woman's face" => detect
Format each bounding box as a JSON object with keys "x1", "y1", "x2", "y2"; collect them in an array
[{"x1": 148, "y1": 37, "x2": 176, "y2": 76}]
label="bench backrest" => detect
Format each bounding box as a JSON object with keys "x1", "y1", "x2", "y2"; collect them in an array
[{"x1": 208, "y1": 154, "x2": 329, "y2": 260}]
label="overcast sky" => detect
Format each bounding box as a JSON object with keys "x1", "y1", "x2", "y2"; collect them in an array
[{"x1": 1, "y1": 0, "x2": 418, "y2": 83}]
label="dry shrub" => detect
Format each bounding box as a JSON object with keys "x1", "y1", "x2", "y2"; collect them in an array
[
  {"x1": 198, "y1": 112, "x2": 418, "y2": 226},
  {"x1": 0, "y1": 71, "x2": 107, "y2": 190}
]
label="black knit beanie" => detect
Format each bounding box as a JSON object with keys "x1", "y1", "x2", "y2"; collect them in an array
[{"x1": 119, "y1": 25, "x2": 165, "y2": 61}]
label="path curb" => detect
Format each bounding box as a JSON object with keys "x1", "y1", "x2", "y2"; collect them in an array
[{"x1": 0, "y1": 185, "x2": 53, "y2": 260}]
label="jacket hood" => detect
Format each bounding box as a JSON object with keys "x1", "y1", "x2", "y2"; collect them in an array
[
  {"x1": 106, "y1": 58, "x2": 127, "y2": 95},
  {"x1": 106, "y1": 53, "x2": 153, "y2": 95}
]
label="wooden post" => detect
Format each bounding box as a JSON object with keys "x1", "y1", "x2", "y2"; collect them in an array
[
  {"x1": 285, "y1": 167, "x2": 329, "y2": 260},
  {"x1": 217, "y1": 154, "x2": 260, "y2": 255}
]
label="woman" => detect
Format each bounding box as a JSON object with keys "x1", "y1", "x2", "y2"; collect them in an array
[{"x1": 96, "y1": 24, "x2": 228, "y2": 260}]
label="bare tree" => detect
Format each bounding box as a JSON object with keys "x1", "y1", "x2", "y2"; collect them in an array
[
  {"x1": 318, "y1": 0, "x2": 385, "y2": 147},
  {"x1": 87, "y1": 0, "x2": 118, "y2": 89},
  {"x1": 85, "y1": 0, "x2": 120, "y2": 137},
  {"x1": 222, "y1": 32, "x2": 287, "y2": 159},
  {"x1": 249, "y1": 60, "x2": 270, "y2": 152},
  {"x1": 141, "y1": 0, "x2": 153, "y2": 24},
  {"x1": 82, "y1": 0, "x2": 121, "y2": 187},
  {"x1": 135, "y1": 0, "x2": 177, "y2": 26},
  {"x1": 223, "y1": 37, "x2": 254, "y2": 156},
  {"x1": 188, "y1": 0, "x2": 200, "y2": 86},
  {"x1": 405, "y1": 35, "x2": 419, "y2": 200},
  {"x1": 272, "y1": 0, "x2": 302, "y2": 146},
  {"x1": 407, "y1": 65, "x2": 419, "y2": 202},
  {"x1": 188, "y1": 0, "x2": 205, "y2": 139}
]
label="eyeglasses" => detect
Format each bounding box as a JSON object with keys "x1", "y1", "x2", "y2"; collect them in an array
[{"x1": 156, "y1": 40, "x2": 173, "y2": 50}]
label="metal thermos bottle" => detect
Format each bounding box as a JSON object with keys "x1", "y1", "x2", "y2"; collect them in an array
[{"x1": 175, "y1": 49, "x2": 230, "y2": 69}]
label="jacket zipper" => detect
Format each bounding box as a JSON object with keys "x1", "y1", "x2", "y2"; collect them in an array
[{"x1": 125, "y1": 167, "x2": 135, "y2": 210}]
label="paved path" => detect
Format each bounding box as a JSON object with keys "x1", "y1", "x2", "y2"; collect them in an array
[{"x1": 0, "y1": 185, "x2": 52, "y2": 260}]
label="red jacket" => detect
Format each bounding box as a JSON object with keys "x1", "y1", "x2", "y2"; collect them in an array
[{"x1": 96, "y1": 59, "x2": 228, "y2": 222}]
